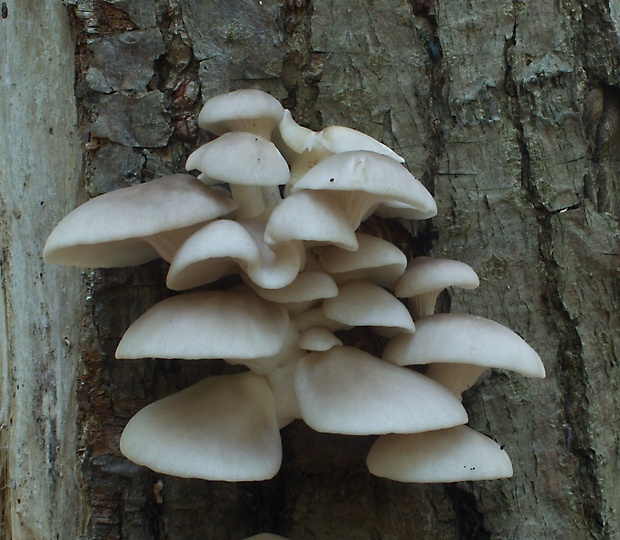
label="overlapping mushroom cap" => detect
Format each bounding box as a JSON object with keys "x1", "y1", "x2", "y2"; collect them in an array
[
  {"x1": 43, "y1": 88, "x2": 544, "y2": 486},
  {"x1": 43, "y1": 174, "x2": 238, "y2": 266}
]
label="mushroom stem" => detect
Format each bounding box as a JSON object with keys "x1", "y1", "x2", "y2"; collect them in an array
[
  {"x1": 406, "y1": 291, "x2": 440, "y2": 320},
  {"x1": 230, "y1": 184, "x2": 266, "y2": 219},
  {"x1": 144, "y1": 223, "x2": 204, "y2": 263}
]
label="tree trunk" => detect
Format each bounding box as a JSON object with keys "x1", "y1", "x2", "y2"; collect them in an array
[{"x1": 1, "y1": 0, "x2": 619, "y2": 539}]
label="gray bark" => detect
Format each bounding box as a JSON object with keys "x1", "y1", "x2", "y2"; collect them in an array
[{"x1": 1, "y1": 0, "x2": 619, "y2": 538}]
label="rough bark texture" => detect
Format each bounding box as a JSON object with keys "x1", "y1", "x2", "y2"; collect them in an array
[{"x1": 2, "y1": 0, "x2": 619, "y2": 538}]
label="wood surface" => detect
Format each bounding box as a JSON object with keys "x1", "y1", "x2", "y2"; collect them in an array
[{"x1": 1, "y1": 0, "x2": 619, "y2": 538}]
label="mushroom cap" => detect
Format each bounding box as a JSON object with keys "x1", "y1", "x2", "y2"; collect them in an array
[
  {"x1": 186, "y1": 132, "x2": 290, "y2": 187},
  {"x1": 43, "y1": 174, "x2": 238, "y2": 267},
  {"x1": 120, "y1": 372, "x2": 282, "y2": 481},
  {"x1": 367, "y1": 425, "x2": 513, "y2": 483},
  {"x1": 265, "y1": 190, "x2": 358, "y2": 251},
  {"x1": 115, "y1": 287, "x2": 289, "y2": 361},
  {"x1": 290, "y1": 151, "x2": 437, "y2": 223},
  {"x1": 383, "y1": 313, "x2": 545, "y2": 378},
  {"x1": 322, "y1": 280, "x2": 415, "y2": 336},
  {"x1": 295, "y1": 346, "x2": 468, "y2": 435},
  {"x1": 298, "y1": 326, "x2": 343, "y2": 351},
  {"x1": 246, "y1": 270, "x2": 338, "y2": 313},
  {"x1": 166, "y1": 219, "x2": 302, "y2": 290},
  {"x1": 317, "y1": 233, "x2": 408, "y2": 288},
  {"x1": 275, "y1": 111, "x2": 406, "y2": 189},
  {"x1": 198, "y1": 89, "x2": 284, "y2": 138},
  {"x1": 394, "y1": 257, "x2": 480, "y2": 298}
]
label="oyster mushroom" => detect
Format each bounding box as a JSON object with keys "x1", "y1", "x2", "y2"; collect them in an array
[
  {"x1": 120, "y1": 372, "x2": 282, "y2": 481},
  {"x1": 43, "y1": 174, "x2": 237, "y2": 266}
]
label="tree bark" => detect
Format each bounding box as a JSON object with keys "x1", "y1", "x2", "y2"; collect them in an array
[{"x1": 2, "y1": 0, "x2": 619, "y2": 538}]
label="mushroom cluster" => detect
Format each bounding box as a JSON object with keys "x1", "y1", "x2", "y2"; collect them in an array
[{"x1": 44, "y1": 89, "x2": 544, "y2": 483}]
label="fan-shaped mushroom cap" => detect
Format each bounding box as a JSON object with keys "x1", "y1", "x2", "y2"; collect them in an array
[
  {"x1": 276, "y1": 111, "x2": 405, "y2": 187},
  {"x1": 43, "y1": 174, "x2": 238, "y2": 267},
  {"x1": 265, "y1": 190, "x2": 358, "y2": 251},
  {"x1": 322, "y1": 280, "x2": 415, "y2": 337},
  {"x1": 166, "y1": 219, "x2": 302, "y2": 291},
  {"x1": 198, "y1": 89, "x2": 284, "y2": 139},
  {"x1": 367, "y1": 425, "x2": 513, "y2": 483},
  {"x1": 115, "y1": 287, "x2": 289, "y2": 361},
  {"x1": 186, "y1": 132, "x2": 290, "y2": 187},
  {"x1": 383, "y1": 313, "x2": 545, "y2": 378},
  {"x1": 120, "y1": 372, "x2": 282, "y2": 481},
  {"x1": 394, "y1": 257, "x2": 480, "y2": 319},
  {"x1": 290, "y1": 151, "x2": 437, "y2": 228},
  {"x1": 295, "y1": 346, "x2": 468, "y2": 435},
  {"x1": 317, "y1": 233, "x2": 407, "y2": 287}
]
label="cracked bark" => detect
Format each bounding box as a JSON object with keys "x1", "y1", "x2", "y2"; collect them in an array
[{"x1": 1, "y1": 0, "x2": 619, "y2": 539}]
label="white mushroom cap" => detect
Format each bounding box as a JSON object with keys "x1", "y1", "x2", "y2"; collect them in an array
[
  {"x1": 424, "y1": 363, "x2": 488, "y2": 396},
  {"x1": 276, "y1": 113, "x2": 405, "y2": 188},
  {"x1": 245, "y1": 270, "x2": 338, "y2": 313},
  {"x1": 115, "y1": 287, "x2": 289, "y2": 361},
  {"x1": 43, "y1": 174, "x2": 237, "y2": 267},
  {"x1": 290, "y1": 151, "x2": 437, "y2": 228},
  {"x1": 367, "y1": 425, "x2": 513, "y2": 483},
  {"x1": 186, "y1": 132, "x2": 290, "y2": 219},
  {"x1": 198, "y1": 89, "x2": 285, "y2": 139},
  {"x1": 322, "y1": 280, "x2": 415, "y2": 337},
  {"x1": 317, "y1": 233, "x2": 408, "y2": 288},
  {"x1": 298, "y1": 326, "x2": 343, "y2": 351},
  {"x1": 166, "y1": 218, "x2": 302, "y2": 291},
  {"x1": 120, "y1": 372, "x2": 282, "y2": 481},
  {"x1": 295, "y1": 346, "x2": 468, "y2": 435},
  {"x1": 186, "y1": 132, "x2": 290, "y2": 187},
  {"x1": 265, "y1": 190, "x2": 358, "y2": 251},
  {"x1": 394, "y1": 257, "x2": 480, "y2": 319},
  {"x1": 383, "y1": 313, "x2": 546, "y2": 378}
]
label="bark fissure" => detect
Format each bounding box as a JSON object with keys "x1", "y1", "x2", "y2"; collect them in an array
[{"x1": 503, "y1": 12, "x2": 608, "y2": 538}]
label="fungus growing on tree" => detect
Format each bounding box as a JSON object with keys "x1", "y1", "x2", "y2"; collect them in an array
[{"x1": 43, "y1": 89, "x2": 544, "y2": 485}]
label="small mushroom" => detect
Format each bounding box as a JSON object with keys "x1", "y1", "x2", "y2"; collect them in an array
[
  {"x1": 290, "y1": 151, "x2": 437, "y2": 228},
  {"x1": 265, "y1": 190, "x2": 359, "y2": 251},
  {"x1": 198, "y1": 89, "x2": 285, "y2": 139},
  {"x1": 166, "y1": 218, "x2": 303, "y2": 291},
  {"x1": 367, "y1": 425, "x2": 513, "y2": 483},
  {"x1": 295, "y1": 346, "x2": 468, "y2": 435},
  {"x1": 275, "y1": 110, "x2": 405, "y2": 187},
  {"x1": 383, "y1": 313, "x2": 545, "y2": 378},
  {"x1": 394, "y1": 257, "x2": 480, "y2": 319},
  {"x1": 322, "y1": 280, "x2": 415, "y2": 337},
  {"x1": 120, "y1": 372, "x2": 282, "y2": 481},
  {"x1": 186, "y1": 132, "x2": 290, "y2": 218},
  {"x1": 298, "y1": 326, "x2": 343, "y2": 352},
  {"x1": 317, "y1": 233, "x2": 408, "y2": 288},
  {"x1": 43, "y1": 174, "x2": 237, "y2": 267}
]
